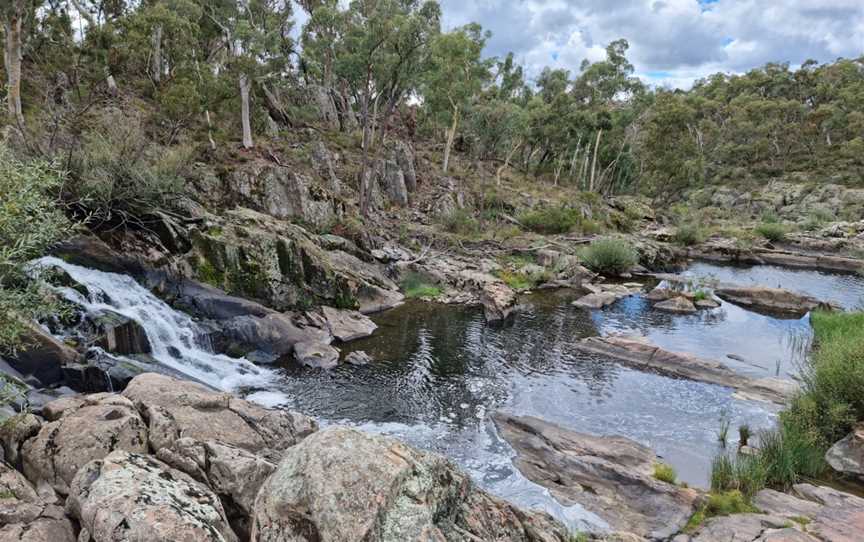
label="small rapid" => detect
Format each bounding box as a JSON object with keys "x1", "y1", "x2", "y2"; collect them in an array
[{"x1": 29, "y1": 257, "x2": 284, "y2": 396}]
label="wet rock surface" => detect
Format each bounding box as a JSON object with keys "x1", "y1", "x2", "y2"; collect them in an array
[
  {"x1": 714, "y1": 286, "x2": 834, "y2": 318},
  {"x1": 293, "y1": 341, "x2": 340, "y2": 370},
  {"x1": 251, "y1": 426, "x2": 569, "y2": 542},
  {"x1": 574, "y1": 336, "x2": 796, "y2": 404},
  {"x1": 480, "y1": 281, "x2": 519, "y2": 322},
  {"x1": 493, "y1": 413, "x2": 699, "y2": 540}
]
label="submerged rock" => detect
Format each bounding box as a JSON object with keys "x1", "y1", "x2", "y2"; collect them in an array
[
  {"x1": 574, "y1": 336, "x2": 795, "y2": 404},
  {"x1": 66, "y1": 450, "x2": 238, "y2": 542},
  {"x1": 493, "y1": 413, "x2": 699, "y2": 540},
  {"x1": 825, "y1": 422, "x2": 864, "y2": 479},
  {"x1": 715, "y1": 286, "x2": 837, "y2": 318},
  {"x1": 572, "y1": 291, "x2": 619, "y2": 309},
  {"x1": 345, "y1": 351, "x2": 373, "y2": 366},
  {"x1": 251, "y1": 426, "x2": 569, "y2": 542}
]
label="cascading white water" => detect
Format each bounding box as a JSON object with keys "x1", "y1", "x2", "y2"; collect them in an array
[{"x1": 29, "y1": 256, "x2": 286, "y2": 397}]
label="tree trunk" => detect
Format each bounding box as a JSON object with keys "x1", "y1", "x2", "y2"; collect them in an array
[
  {"x1": 3, "y1": 9, "x2": 25, "y2": 129},
  {"x1": 239, "y1": 74, "x2": 253, "y2": 149},
  {"x1": 359, "y1": 90, "x2": 372, "y2": 217},
  {"x1": 497, "y1": 140, "x2": 522, "y2": 187},
  {"x1": 151, "y1": 24, "x2": 163, "y2": 84},
  {"x1": 442, "y1": 105, "x2": 459, "y2": 174},
  {"x1": 589, "y1": 129, "x2": 603, "y2": 192}
]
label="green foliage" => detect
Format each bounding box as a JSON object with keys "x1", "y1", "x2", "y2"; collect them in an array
[
  {"x1": 653, "y1": 462, "x2": 677, "y2": 484},
  {"x1": 518, "y1": 207, "x2": 581, "y2": 234},
  {"x1": 755, "y1": 223, "x2": 787, "y2": 242},
  {"x1": 673, "y1": 223, "x2": 706, "y2": 246},
  {"x1": 439, "y1": 209, "x2": 480, "y2": 236},
  {"x1": 717, "y1": 411, "x2": 731, "y2": 445},
  {"x1": 0, "y1": 145, "x2": 72, "y2": 353},
  {"x1": 738, "y1": 424, "x2": 751, "y2": 446},
  {"x1": 684, "y1": 490, "x2": 759, "y2": 533},
  {"x1": 400, "y1": 273, "x2": 442, "y2": 299},
  {"x1": 578, "y1": 238, "x2": 638, "y2": 275},
  {"x1": 692, "y1": 290, "x2": 709, "y2": 302},
  {"x1": 65, "y1": 111, "x2": 190, "y2": 226},
  {"x1": 709, "y1": 310, "x2": 864, "y2": 496}
]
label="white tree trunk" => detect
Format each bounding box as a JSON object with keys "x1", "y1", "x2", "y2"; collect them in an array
[
  {"x1": 151, "y1": 24, "x2": 163, "y2": 84},
  {"x1": 240, "y1": 74, "x2": 253, "y2": 149},
  {"x1": 443, "y1": 106, "x2": 459, "y2": 174},
  {"x1": 3, "y1": 9, "x2": 25, "y2": 128},
  {"x1": 589, "y1": 129, "x2": 603, "y2": 192}
]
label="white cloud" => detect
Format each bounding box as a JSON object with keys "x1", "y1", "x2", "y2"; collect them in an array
[{"x1": 438, "y1": 0, "x2": 864, "y2": 88}]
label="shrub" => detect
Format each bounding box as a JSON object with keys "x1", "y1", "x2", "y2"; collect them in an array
[
  {"x1": 653, "y1": 462, "x2": 677, "y2": 484},
  {"x1": 65, "y1": 110, "x2": 190, "y2": 227},
  {"x1": 440, "y1": 209, "x2": 480, "y2": 236},
  {"x1": 738, "y1": 424, "x2": 751, "y2": 447},
  {"x1": 755, "y1": 223, "x2": 787, "y2": 242},
  {"x1": 0, "y1": 145, "x2": 73, "y2": 353},
  {"x1": 672, "y1": 223, "x2": 706, "y2": 246},
  {"x1": 400, "y1": 273, "x2": 442, "y2": 299},
  {"x1": 578, "y1": 238, "x2": 639, "y2": 276},
  {"x1": 518, "y1": 207, "x2": 581, "y2": 235}
]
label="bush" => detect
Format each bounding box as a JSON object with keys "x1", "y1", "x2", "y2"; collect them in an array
[
  {"x1": 0, "y1": 145, "x2": 73, "y2": 354},
  {"x1": 685, "y1": 489, "x2": 758, "y2": 533},
  {"x1": 65, "y1": 110, "x2": 190, "y2": 227},
  {"x1": 578, "y1": 238, "x2": 639, "y2": 276},
  {"x1": 755, "y1": 223, "x2": 787, "y2": 242},
  {"x1": 518, "y1": 207, "x2": 581, "y2": 235},
  {"x1": 440, "y1": 209, "x2": 480, "y2": 236},
  {"x1": 672, "y1": 224, "x2": 706, "y2": 246},
  {"x1": 653, "y1": 463, "x2": 677, "y2": 484},
  {"x1": 400, "y1": 273, "x2": 442, "y2": 299}
]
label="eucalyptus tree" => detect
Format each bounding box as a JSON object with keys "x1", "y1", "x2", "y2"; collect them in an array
[{"x1": 421, "y1": 22, "x2": 490, "y2": 173}]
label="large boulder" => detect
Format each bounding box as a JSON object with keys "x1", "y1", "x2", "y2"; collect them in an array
[
  {"x1": 320, "y1": 306, "x2": 377, "y2": 342},
  {"x1": 826, "y1": 422, "x2": 864, "y2": 479},
  {"x1": 0, "y1": 461, "x2": 76, "y2": 542},
  {"x1": 714, "y1": 286, "x2": 835, "y2": 318},
  {"x1": 21, "y1": 394, "x2": 148, "y2": 495},
  {"x1": 66, "y1": 450, "x2": 238, "y2": 542},
  {"x1": 92, "y1": 310, "x2": 151, "y2": 355},
  {"x1": 0, "y1": 414, "x2": 41, "y2": 470},
  {"x1": 493, "y1": 413, "x2": 699, "y2": 540},
  {"x1": 293, "y1": 341, "x2": 340, "y2": 370},
  {"x1": 480, "y1": 281, "x2": 518, "y2": 322},
  {"x1": 155, "y1": 438, "x2": 277, "y2": 540},
  {"x1": 251, "y1": 426, "x2": 569, "y2": 542},
  {"x1": 121, "y1": 373, "x2": 316, "y2": 460},
  {"x1": 5, "y1": 323, "x2": 79, "y2": 387},
  {"x1": 389, "y1": 140, "x2": 417, "y2": 193}
]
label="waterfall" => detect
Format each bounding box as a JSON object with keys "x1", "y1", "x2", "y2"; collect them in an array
[{"x1": 29, "y1": 257, "x2": 285, "y2": 397}]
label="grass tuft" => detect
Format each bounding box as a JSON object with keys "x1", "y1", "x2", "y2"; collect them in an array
[
  {"x1": 400, "y1": 273, "x2": 443, "y2": 299},
  {"x1": 755, "y1": 222, "x2": 787, "y2": 242},
  {"x1": 653, "y1": 462, "x2": 677, "y2": 484},
  {"x1": 578, "y1": 238, "x2": 638, "y2": 276},
  {"x1": 518, "y1": 207, "x2": 581, "y2": 235}
]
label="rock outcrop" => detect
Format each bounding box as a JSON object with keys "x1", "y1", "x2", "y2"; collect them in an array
[
  {"x1": 66, "y1": 450, "x2": 238, "y2": 542},
  {"x1": 21, "y1": 394, "x2": 148, "y2": 495},
  {"x1": 574, "y1": 336, "x2": 796, "y2": 404},
  {"x1": 121, "y1": 373, "x2": 317, "y2": 460},
  {"x1": 493, "y1": 413, "x2": 699, "y2": 541},
  {"x1": 654, "y1": 296, "x2": 697, "y2": 314},
  {"x1": 251, "y1": 426, "x2": 569, "y2": 542},
  {"x1": 188, "y1": 208, "x2": 403, "y2": 313},
  {"x1": 320, "y1": 306, "x2": 377, "y2": 342},
  {"x1": 679, "y1": 483, "x2": 864, "y2": 542},
  {"x1": 714, "y1": 286, "x2": 835, "y2": 318},
  {"x1": 0, "y1": 461, "x2": 76, "y2": 542},
  {"x1": 825, "y1": 422, "x2": 864, "y2": 479},
  {"x1": 293, "y1": 341, "x2": 340, "y2": 370},
  {"x1": 5, "y1": 323, "x2": 79, "y2": 387}
]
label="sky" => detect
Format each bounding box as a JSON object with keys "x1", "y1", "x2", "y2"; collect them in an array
[{"x1": 436, "y1": 0, "x2": 864, "y2": 89}]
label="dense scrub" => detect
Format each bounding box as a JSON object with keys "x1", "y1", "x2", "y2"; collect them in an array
[{"x1": 710, "y1": 311, "x2": 864, "y2": 497}]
